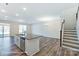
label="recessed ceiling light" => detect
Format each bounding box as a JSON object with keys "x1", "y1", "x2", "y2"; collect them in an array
[
  {"x1": 44, "y1": 23, "x2": 49, "y2": 25},
  {"x1": 18, "y1": 19, "x2": 24, "y2": 22},
  {"x1": 16, "y1": 13, "x2": 19, "y2": 16},
  {"x1": 37, "y1": 16, "x2": 60, "y2": 21},
  {"x1": 5, "y1": 16, "x2": 8, "y2": 18},
  {"x1": 1, "y1": 9, "x2": 6, "y2": 13},
  {"x1": 4, "y1": 16, "x2": 8, "y2": 20},
  {"x1": 37, "y1": 16, "x2": 53, "y2": 21},
  {"x1": 23, "y1": 8, "x2": 27, "y2": 11}
]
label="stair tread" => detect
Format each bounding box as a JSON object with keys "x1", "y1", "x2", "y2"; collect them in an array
[
  {"x1": 64, "y1": 36, "x2": 77, "y2": 38},
  {"x1": 64, "y1": 30, "x2": 76, "y2": 32},
  {"x1": 62, "y1": 45, "x2": 79, "y2": 51},
  {"x1": 63, "y1": 42, "x2": 79, "y2": 48},
  {"x1": 64, "y1": 34, "x2": 77, "y2": 36},
  {"x1": 63, "y1": 39, "x2": 79, "y2": 42},
  {"x1": 63, "y1": 39, "x2": 78, "y2": 42},
  {"x1": 64, "y1": 36, "x2": 78, "y2": 39},
  {"x1": 63, "y1": 40, "x2": 79, "y2": 45},
  {"x1": 64, "y1": 31, "x2": 76, "y2": 33},
  {"x1": 64, "y1": 33, "x2": 77, "y2": 35},
  {"x1": 64, "y1": 30, "x2": 76, "y2": 31}
]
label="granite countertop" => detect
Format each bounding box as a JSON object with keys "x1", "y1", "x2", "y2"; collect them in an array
[{"x1": 17, "y1": 34, "x2": 42, "y2": 40}]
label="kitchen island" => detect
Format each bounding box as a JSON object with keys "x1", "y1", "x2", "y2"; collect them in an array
[{"x1": 15, "y1": 34, "x2": 41, "y2": 56}]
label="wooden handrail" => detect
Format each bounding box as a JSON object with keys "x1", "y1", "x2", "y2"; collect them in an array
[
  {"x1": 60, "y1": 19, "x2": 65, "y2": 47},
  {"x1": 60, "y1": 6, "x2": 79, "y2": 47},
  {"x1": 76, "y1": 6, "x2": 79, "y2": 21}
]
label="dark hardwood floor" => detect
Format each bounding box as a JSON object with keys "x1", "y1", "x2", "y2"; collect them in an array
[
  {"x1": 0, "y1": 37, "x2": 79, "y2": 56},
  {"x1": 0, "y1": 37, "x2": 26, "y2": 56}
]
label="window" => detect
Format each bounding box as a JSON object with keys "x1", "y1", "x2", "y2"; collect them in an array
[
  {"x1": 0, "y1": 23, "x2": 10, "y2": 37},
  {"x1": 19, "y1": 25, "x2": 27, "y2": 34},
  {"x1": 4, "y1": 26, "x2": 10, "y2": 36}
]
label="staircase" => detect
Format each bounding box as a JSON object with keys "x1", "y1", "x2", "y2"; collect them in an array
[{"x1": 62, "y1": 29, "x2": 79, "y2": 51}]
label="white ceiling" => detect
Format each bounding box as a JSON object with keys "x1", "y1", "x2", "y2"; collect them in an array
[{"x1": 0, "y1": 3, "x2": 78, "y2": 24}]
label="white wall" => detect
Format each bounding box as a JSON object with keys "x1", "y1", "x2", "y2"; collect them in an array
[
  {"x1": 62, "y1": 7, "x2": 78, "y2": 30},
  {"x1": 10, "y1": 23, "x2": 19, "y2": 36},
  {"x1": 32, "y1": 20, "x2": 61, "y2": 39}
]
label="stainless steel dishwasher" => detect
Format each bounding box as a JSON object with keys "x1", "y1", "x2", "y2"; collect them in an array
[{"x1": 20, "y1": 37, "x2": 25, "y2": 51}]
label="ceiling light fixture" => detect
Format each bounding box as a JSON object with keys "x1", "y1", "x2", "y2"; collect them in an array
[
  {"x1": 37, "y1": 16, "x2": 61, "y2": 22},
  {"x1": 18, "y1": 19, "x2": 24, "y2": 22},
  {"x1": 0, "y1": 3, "x2": 8, "y2": 7},
  {"x1": 16, "y1": 13, "x2": 19, "y2": 16},
  {"x1": 5, "y1": 16, "x2": 8, "y2": 18},
  {"x1": 23, "y1": 8, "x2": 27, "y2": 11},
  {"x1": 37, "y1": 16, "x2": 53, "y2": 21},
  {"x1": 5, "y1": 3, "x2": 8, "y2": 5},
  {"x1": 44, "y1": 23, "x2": 49, "y2": 25}
]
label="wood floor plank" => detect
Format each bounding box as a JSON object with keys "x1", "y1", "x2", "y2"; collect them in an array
[{"x1": 0, "y1": 37, "x2": 79, "y2": 56}]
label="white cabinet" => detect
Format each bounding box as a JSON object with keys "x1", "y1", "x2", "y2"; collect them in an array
[
  {"x1": 15, "y1": 35, "x2": 40, "y2": 56},
  {"x1": 17, "y1": 37, "x2": 20, "y2": 48},
  {"x1": 14, "y1": 36, "x2": 17, "y2": 45},
  {"x1": 25, "y1": 37, "x2": 40, "y2": 56},
  {"x1": 15, "y1": 36, "x2": 20, "y2": 48}
]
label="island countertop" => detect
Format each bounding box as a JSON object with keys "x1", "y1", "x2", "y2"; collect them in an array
[{"x1": 16, "y1": 34, "x2": 42, "y2": 40}]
